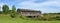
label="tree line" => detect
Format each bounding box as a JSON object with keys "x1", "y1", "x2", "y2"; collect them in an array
[
  {"x1": 0, "y1": 4, "x2": 60, "y2": 21},
  {"x1": 0, "y1": 4, "x2": 16, "y2": 18}
]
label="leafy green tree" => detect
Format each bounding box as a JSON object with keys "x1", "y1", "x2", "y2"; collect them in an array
[
  {"x1": 2, "y1": 5, "x2": 9, "y2": 14},
  {"x1": 0, "y1": 11, "x2": 2, "y2": 14},
  {"x1": 10, "y1": 5, "x2": 16, "y2": 18},
  {"x1": 0, "y1": 6, "x2": 1, "y2": 11},
  {"x1": 0, "y1": 6, "x2": 2, "y2": 14}
]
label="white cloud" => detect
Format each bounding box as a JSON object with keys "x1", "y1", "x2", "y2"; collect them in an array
[
  {"x1": 0, "y1": 2, "x2": 7, "y2": 11},
  {"x1": 0, "y1": 0, "x2": 60, "y2": 13},
  {"x1": 18, "y1": 0, "x2": 60, "y2": 13},
  {"x1": 0, "y1": 2, "x2": 7, "y2": 7},
  {"x1": 0, "y1": 2, "x2": 4, "y2": 11}
]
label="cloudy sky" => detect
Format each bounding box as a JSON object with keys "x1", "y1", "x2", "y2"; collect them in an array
[{"x1": 0, "y1": 0, "x2": 60, "y2": 13}]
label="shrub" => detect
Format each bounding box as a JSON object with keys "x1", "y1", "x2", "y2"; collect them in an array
[
  {"x1": 0, "y1": 11, "x2": 2, "y2": 14},
  {"x1": 55, "y1": 16, "x2": 60, "y2": 20}
]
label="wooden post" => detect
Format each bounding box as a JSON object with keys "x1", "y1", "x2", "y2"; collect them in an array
[
  {"x1": 35, "y1": 16, "x2": 37, "y2": 20},
  {"x1": 32, "y1": 16, "x2": 34, "y2": 20}
]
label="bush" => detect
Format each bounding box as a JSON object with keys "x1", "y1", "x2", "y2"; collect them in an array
[
  {"x1": 55, "y1": 16, "x2": 60, "y2": 20},
  {"x1": 0, "y1": 11, "x2": 3, "y2": 14},
  {"x1": 10, "y1": 14, "x2": 15, "y2": 18},
  {"x1": 37, "y1": 15, "x2": 56, "y2": 21}
]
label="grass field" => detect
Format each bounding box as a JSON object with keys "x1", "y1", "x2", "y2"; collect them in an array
[{"x1": 0, "y1": 14, "x2": 60, "y2": 23}]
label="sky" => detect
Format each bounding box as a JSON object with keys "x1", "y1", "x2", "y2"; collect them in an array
[{"x1": 0, "y1": 0, "x2": 60, "y2": 13}]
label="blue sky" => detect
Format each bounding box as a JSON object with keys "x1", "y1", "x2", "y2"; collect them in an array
[{"x1": 0, "y1": 0, "x2": 60, "y2": 13}]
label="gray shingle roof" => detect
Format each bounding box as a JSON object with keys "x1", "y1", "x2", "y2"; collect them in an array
[{"x1": 17, "y1": 9, "x2": 41, "y2": 13}]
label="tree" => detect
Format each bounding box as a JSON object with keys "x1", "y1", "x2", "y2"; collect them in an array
[
  {"x1": 0, "y1": 6, "x2": 2, "y2": 14},
  {"x1": 12, "y1": 5, "x2": 16, "y2": 13},
  {"x1": 10, "y1": 5, "x2": 16, "y2": 18},
  {"x1": 0, "y1": 6, "x2": 1, "y2": 11},
  {"x1": 2, "y1": 5, "x2": 9, "y2": 14}
]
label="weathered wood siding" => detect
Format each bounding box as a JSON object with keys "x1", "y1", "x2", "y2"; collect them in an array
[
  {"x1": 17, "y1": 9, "x2": 41, "y2": 16},
  {"x1": 20, "y1": 12, "x2": 41, "y2": 16}
]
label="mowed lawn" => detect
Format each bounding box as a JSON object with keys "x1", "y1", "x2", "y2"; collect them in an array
[{"x1": 0, "y1": 14, "x2": 60, "y2": 23}]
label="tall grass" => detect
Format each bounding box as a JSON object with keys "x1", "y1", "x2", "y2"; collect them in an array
[{"x1": 0, "y1": 14, "x2": 60, "y2": 23}]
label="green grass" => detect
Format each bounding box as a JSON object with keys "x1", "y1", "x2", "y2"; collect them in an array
[{"x1": 0, "y1": 14, "x2": 60, "y2": 23}]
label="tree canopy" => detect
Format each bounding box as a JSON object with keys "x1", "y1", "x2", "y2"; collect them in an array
[{"x1": 2, "y1": 5, "x2": 9, "y2": 14}]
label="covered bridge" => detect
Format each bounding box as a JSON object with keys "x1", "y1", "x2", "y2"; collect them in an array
[{"x1": 17, "y1": 9, "x2": 41, "y2": 18}]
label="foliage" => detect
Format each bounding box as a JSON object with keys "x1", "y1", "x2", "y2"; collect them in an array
[
  {"x1": 2, "y1": 5, "x2": 9, "y2": 14},
  {"x1": 10, "y1": 5, "x2": 17, "y2": 18},
  {"x1": 54, "y1": 15, "x2": 60, "y2": 20},
  {"x1": 0, "y1": 14, "x2": 60, "y2": 23},
  {"x1": 42, "y1": 13, "x2": 60, "y2": 21},
  {"x1": 1, "y1": 4, "x2": 60, "y2": 21},
  {"x1": 0, "y1": 11, "x2": 3, "y2": 14}
]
